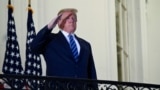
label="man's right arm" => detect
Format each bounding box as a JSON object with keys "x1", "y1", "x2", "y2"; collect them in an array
[
  {"x1": 30, "y1": 25, "x2": 52, "y2": 54},
  {"x1": 31, "y1": 15, "x2": 62, "y2": 54}
]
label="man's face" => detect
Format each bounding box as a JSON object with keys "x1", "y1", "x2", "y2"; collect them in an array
[{"x1": 58, "y1": 11, "x2": 77, "y2": 33}]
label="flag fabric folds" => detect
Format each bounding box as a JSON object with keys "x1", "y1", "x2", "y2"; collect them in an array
[
  {"x1": 2, "y1": 1, "x2": 42, "y2": 89},
  {"x1": 24, "y1": 6, "x2": 42, "y2": 77},
  {"x1": 2, "y1": 3, "x2": 24, "y2": 89},
  {"x1": 24, "y1": 6, "x2": 42, "y2": 89}
]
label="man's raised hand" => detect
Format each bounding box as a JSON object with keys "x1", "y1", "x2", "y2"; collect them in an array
[{"x1": 47, "y1": 14, "x2": 62, "y2": 30}]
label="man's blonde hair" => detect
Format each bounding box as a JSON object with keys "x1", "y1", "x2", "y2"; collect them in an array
[{"x1": 57, "y1": 8, "x2": 78, "y2": 16}]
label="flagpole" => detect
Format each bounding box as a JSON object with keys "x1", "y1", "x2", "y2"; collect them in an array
[
  {"x1": 8, "y1": 0, "x2": 11, "y2": 5},
  {"x1": 28, "y1": 0, "x2": 31, "y2": 7},
  {"x1": 28, "y1": 0, "x2": 33, "y2": 13}
]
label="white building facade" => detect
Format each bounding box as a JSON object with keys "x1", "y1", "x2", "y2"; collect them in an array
[{"x1": 0, "y1": 0, "x2": 160, "y2": 84}]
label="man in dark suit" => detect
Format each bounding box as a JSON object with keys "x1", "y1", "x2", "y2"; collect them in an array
[{"x1": 31, "y1": 8, "x2": 97, "y2": 80}]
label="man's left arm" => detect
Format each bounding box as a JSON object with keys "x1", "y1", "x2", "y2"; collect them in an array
[{"x1": 88, "y1": 44, "x2": 97, "y2": 80}]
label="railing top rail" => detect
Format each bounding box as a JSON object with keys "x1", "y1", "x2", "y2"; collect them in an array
[{"x1": 0, "y1": 74, "x2": 160, "y2": 88}]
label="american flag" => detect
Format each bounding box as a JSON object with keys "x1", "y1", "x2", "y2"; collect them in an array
[
  {"x1": 2, "y1": 2, "x2": 24, "y2": 89},
  {"x1": 24, "y1": 6, "x2": 42, "y2": 89}
]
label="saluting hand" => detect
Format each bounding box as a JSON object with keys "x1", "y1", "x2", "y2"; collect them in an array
[{"x1": 47, "y1": 14, "x2": 62, "y2": 30}]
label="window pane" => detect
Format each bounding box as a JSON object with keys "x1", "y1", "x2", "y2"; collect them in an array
[
  {"x1": 115, "y1": 0, "x2": 129, "y2": 81},
  {"x1": 116, "y1": 0, "x2": 121, "y2": 44}
]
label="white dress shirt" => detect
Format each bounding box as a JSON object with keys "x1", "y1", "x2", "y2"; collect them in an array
[{"x1": 61, "y1": 30, "x2": 80, "y2": 55}]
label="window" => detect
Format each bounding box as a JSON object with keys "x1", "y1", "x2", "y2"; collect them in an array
[{"x1": 115, "y1": 0, "x2": 129, "y2": 81}]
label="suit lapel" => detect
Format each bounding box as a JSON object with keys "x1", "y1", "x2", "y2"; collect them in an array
[
  {"x1": 56, "y1": 32, "x2": 88, "y2": 62},
  {"x1": 75, "y1": 35, "x2": 87, "y2": 62},
  {"x1": 56, "y1": 31, "x2": 74, "y2": 60}
]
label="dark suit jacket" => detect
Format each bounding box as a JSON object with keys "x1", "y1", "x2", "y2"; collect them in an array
[{"x1": 31, "y1": 25, "x2": 97, "y2": 79}]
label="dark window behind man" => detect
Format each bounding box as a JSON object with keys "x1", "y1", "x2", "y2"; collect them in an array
[{"x1": 31, "y1": 8, "x2": 97, "y2": 80}]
